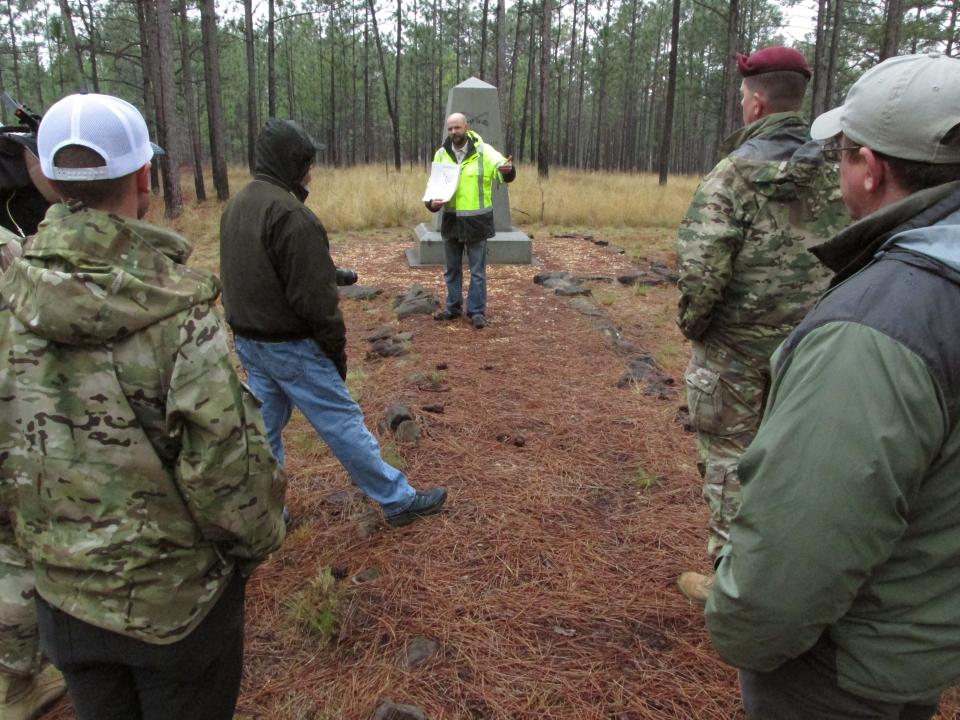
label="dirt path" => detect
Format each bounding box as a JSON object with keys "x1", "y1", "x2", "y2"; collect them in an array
[
  {"x1": 239, "y1": 231, "x2": 732, "y2": 720},
  {"x1": 45, "y1": 231, "x2": 960, "y2": 719}
]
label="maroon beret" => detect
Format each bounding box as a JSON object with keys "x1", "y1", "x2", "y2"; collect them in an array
[{"x1": 736, "y1": 47, "x2": 812, "y2": 79}]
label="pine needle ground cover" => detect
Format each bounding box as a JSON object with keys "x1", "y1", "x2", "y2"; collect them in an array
[{"x1": 42, "y1": 169, "x2": 960, "y2": 719}]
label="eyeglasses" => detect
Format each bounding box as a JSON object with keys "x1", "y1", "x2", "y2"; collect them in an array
[{"x1": 821, "y1": 139, "x2": 861, "y2": 163}]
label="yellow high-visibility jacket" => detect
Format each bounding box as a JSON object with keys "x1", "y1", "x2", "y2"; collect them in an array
[{"x1": 430, "y1": 130, "x2": 515, "y2": 241}]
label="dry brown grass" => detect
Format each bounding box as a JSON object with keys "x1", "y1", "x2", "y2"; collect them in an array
[
  {"x1": 155, "y1": 164, "x2": 699, "y2": 244},
  {"x1": 509, "y1": 168, "x2": 700, "y2": 229}
]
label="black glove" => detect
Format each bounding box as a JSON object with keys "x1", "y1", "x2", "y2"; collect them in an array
[
  {"x1": 333, "y1": 350, "x2": 348, "y2": 381},
  {"x1": 335, "y1": 268, "x2": 358, "y2": 286}
]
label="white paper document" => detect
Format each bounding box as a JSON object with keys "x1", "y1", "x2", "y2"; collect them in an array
[{"x1": 421, "y1": 162, "x2": 461, "y2": 203}]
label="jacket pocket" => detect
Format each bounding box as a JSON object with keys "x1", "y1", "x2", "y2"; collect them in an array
[
  {"x1": 685, "y1": 363, "x2": 765, "y2": 437},
  {"x1": 685, "y1": 366, "x2": 724, "y2": 435}
]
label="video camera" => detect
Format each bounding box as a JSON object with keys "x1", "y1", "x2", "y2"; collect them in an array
[
  {"x1": 1, "y1": 93, "x2": 41, "y2": 135},
  {"x1": 335, "y1": 268, "x2": 358, "y2": 286}
]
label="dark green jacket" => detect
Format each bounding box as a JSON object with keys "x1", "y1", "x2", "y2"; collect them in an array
[
  {"x1": 220, "y1": 119, "x2": 346, "y2": 374},
  {"x1": 707, "y1": 181, "x2": 960, "y2": 704}
]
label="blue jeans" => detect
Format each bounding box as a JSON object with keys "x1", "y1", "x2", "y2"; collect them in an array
[
  {"x1": 442, "y1": 237, "x2": 487, "y2": 317},
  {"x1": 233, "y1": 336, "x2": 415, "y2": 516}
]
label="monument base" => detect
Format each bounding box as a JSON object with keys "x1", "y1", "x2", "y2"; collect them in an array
[{"x1": 408, "y1": 223, "x2": 532, "y2": 266}]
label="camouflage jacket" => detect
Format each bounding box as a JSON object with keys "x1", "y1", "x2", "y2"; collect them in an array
[
  {"x1": 0, "y1": 203, "x2": 286, "y2": 644},
  {"x1": 0, "y1": 228, "x2": 21, "y2": 272},
  {"x1": 677, "y1": 112, "x2": 849, "y2": 361}
]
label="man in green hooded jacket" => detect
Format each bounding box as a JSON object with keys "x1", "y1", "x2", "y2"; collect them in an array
[{"x1": 707, "y1": 51, "x2": 960, "y2": 720}]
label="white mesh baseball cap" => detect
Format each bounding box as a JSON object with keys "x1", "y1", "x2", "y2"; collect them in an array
[
  {"x1": 811, "y1": 52, "x2": 960, "y2": 164},
  {"x1": 37, "y1": 93, "x2": 162, "y2": 181}
]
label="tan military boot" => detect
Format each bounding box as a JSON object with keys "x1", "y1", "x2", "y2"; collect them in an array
[
  {"x1": 0, "y1": 665, "x2": 68, "y2": 720},
  {"x1": 677, "y1": 571, "x2": 714, "y2": 605}
]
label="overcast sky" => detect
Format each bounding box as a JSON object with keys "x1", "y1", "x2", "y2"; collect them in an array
[{"x1": 780, "y1": 0, "x2": 819, "y2": 43}]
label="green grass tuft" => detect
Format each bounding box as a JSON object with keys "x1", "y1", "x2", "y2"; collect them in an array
[
  {"x1": 379, "y1": 439, "x2": 406, "y2": 471},
  {"x1": 633, "y1": 467, "x2": 658, "y2": 491},
  {"x1": 286, "y1": 567, "x2": 342, "y2": 643},
  {"x1": 346, "y1": 366, "x2": 367, "y2": 402}
]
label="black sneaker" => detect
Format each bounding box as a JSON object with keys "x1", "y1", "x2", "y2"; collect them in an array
[
  {"x1": 471, "y1": 314, "x2": 486, "y2": 329},
  {"x1": 434, "y1": 310, "x2": 461, "y2": 321},
  {"x1": 386, "y1": 487, "x2": 448, "y2": 527}
]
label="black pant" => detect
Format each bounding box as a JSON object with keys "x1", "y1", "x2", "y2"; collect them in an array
[
  {"x1": 740, "y1": 638, "x2": 939, "y2": 720},
  {"x1": 36, "y1": 573, "x2": 246, "y2": 720}
]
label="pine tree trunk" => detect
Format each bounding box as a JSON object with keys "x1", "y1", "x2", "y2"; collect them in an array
[
  {"x1": 34, "y1": 45, "x2": 44, "y2": 108},
  {"x1": 199, "y1": 0, "x2": 229, "y2": 200},
  {"x1": 177, "y1": 1, "x2": 206, "y2": 202},
  {"x1": 479, "y1": 0, "x2": 489, "y2": 80},
  {"x1": 366, "y1": 0, "x2": 402, "y2": 170},
  {"x1": 591, "y1": 0, "x2": 612, "y2": 170},
  {"x1": 505, "y1": 0, "x2": 525, "y2": 152},
  {"x1": 518, "y1": 13, "x2": 535, "y2": 163},
  {"x1": 243, "y1": 0, "x2": 258, "y2": 173},
  {"x1": 562, "y1": 0, "x2": 578, "y2": 165},
  {"x1": 283, "y1": 16, "x2": 295, "y2": 116},
  {"x1": 574, "y1": 0, "x2": 589, "y2": 167},
  {"x1": 455, "y1": 0, "x2": 462, "y2": 83},
  {"x1": 716, "y1": 0, "x2": 740, "y2": 149},
  {"x1": 824, "y1": 0, "x2": 843, "y2": 109},
  {"x1": 363, "y1": 3, "x2": 372, "y2": 162},
  {"x1": 658, "y1": 0, "x2": 680, "y2": 186},
  {"x1": 56, "y1": 0, "x2": 86, "y2": 89},
  {"x1": 946, "y1": 1, "x2": 958, "y2": 57},
  {"x1": 495, "y1": 0, "x2": 506, "y2": 95},
  {"x1": 5, "y1": 2, "x2": 22, "y2": 98},
  {"x1": 267, "y1": 0, "x2": 277, "y2": 117},
  {"x1": 328, "y1": 7, "x2": 338, "y2": 165},
  {"x1": 77, "y1": 1, "x2": 99, "y2": 92},
  {"x1": 551, "y1": 9, "x2": 562, "y2": 166},
  {"x1": 619, "y1": 0, "x2": 638, "y2": 171},
  {"x1": 811, "y1": 0, "x2": 830, "y2": 119},
  {"x1": 135, "y1": 1, "x2": 160, "y2": 191},
  {"x1": 537, "y1": 0, "x2": 552, "y2": 177},
  {"x1": 393, "y1": 0, "x2": 402, "y2": 167},
  {"x1": 879, "y1": 0, "x2": 905, "y2": 60},
  {"x1": 151, "y1": 0, "x2": 183, "y2": 217}
]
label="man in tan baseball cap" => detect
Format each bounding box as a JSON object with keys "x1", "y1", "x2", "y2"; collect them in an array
[{"x1": 705, "y1": 52, "x2": 960, "y2": 719}]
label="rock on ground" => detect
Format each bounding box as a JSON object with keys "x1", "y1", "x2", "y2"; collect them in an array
[
  {"x1": 393, "y1": 283, "x2": 440, "y2": 318},
  {"x1": 371, "y1": 702, "x2": 427, "y2": 720}
]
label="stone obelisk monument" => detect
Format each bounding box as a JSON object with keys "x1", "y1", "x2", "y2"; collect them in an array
[{"x1": 408, "y1": 77, "x2": 532, "y2": 266}]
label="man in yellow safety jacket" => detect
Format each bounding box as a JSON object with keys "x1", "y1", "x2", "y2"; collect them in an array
[{"x1": 426, "y1": 112, "x2": 515, "y2": 329}]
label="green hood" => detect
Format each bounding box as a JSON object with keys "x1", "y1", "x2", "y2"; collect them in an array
[
  {"x1": 720, "y1": 111, "x2": 809, "y2": 158},
  {"x1": 0, "y1": 203, "x2": 219, "y2": 345}
]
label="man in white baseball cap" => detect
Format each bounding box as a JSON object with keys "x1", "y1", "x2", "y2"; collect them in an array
[
  {"x1": 704, "y1": 53, "x2": 960, "y2": 719},
  {"x1": 0, "y1": 93, "x2": 286, "y2": 719},
  {"x1": 34, "y1": 92, "x2": 162, "y2": 218}
]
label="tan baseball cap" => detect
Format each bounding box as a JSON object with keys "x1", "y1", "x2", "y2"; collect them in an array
[{"x1": 811, "y1": 52, "x2": 960, "y2": 164}]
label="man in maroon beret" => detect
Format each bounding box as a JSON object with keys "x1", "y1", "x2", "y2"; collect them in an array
[{"x1": 676, "y1": 46, "x2": 848, "y2": 604}]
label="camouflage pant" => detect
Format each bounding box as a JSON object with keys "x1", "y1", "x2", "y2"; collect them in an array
[
  {"x1": 0, "y1": 522, "x2": 39, "y2": 676},
  {"x1": 685, "y1": 341, "x2": 768, "y2": 558}
]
